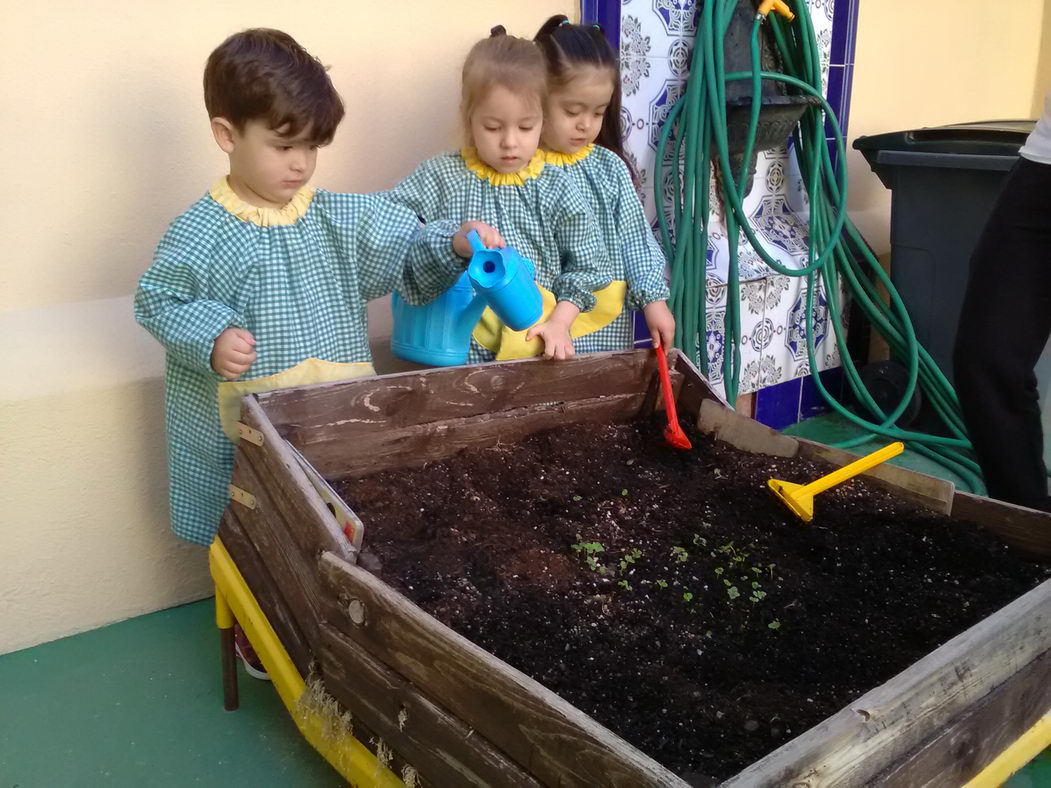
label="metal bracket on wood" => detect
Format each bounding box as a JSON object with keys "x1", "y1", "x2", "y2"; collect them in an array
[
  {"x1": 236, "y1": 422, "x2": 264, "y2": 446},
  {"x1": 229, "y1": 484, "x2": 257, "y2": 509}
]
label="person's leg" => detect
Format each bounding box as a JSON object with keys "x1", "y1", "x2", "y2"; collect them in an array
[
  {"x1": 954, "y1": 158, "x2": 1051, "y2": 509},
  {"x1": 233, "y1": 620, "x2": 270, "y2": 681}
]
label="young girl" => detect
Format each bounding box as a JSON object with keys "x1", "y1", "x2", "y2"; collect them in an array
[
  {"x1": 390, "y1": 27, "x2": 615, "y2": 362},
  {"x1": 534, "y1": 15, "x2": 675, "y2": 353}
]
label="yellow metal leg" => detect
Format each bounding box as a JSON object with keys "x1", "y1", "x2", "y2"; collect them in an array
[
  {"x1": 209, "y1": 538, "x2": 402, "y2": 786},
  {"x1": 215, "y1": 584, "x2": 234, "y2": 629}
]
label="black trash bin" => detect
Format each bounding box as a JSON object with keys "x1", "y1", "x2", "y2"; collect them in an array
[{"x1": 853, "y1": 120, "x2": 1035, "y2": 383}]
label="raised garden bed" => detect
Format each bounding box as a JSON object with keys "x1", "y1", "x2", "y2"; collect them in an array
[
  {"x1": 334, "y1": 418, "x2": 1050, "y2": 783},
  {"x1": 218, "y1": 350, "x2": 1051, "y2": 786}
]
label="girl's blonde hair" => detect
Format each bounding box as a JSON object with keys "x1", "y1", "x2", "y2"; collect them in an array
[{"x1": 460, "y1": 26, "x2": 547, "y2": 143}]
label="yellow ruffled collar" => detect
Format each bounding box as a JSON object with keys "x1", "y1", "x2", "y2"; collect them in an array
[
  {"x1": 460, "y1": 147, "x2": 545, "y2": 186},
  {"x1": 542, "y1": 144, "x2": 595, "y2": 166},
  {"x1": 209, "y1": 177, "x2": 315, "y2": 227}
]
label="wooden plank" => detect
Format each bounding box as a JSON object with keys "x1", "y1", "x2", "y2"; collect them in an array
[
  {"x1": 240, "y1": 397, "x2": 354, "y2": 563},
  {"x1": 217, "y1": 509, "x2": 313, "y2": 677},
  {"x1": 317, "y1": 552, "x2": 686, "y2": 788},
  {"x1": 228, "y1": 452, "x2": 324, "y2": 652},
  {"x1": 257, "y1": 351, "x2": 656, "y2": 438},
  {"x1": 723, "y1": 577, "x2": 1051, "y2": 787},
  {"x1": 673, "y1": 350, "x2": 731, "y2": 422},
  {"x1": 305, "y1": 392, "x2": 647, "y2": 481},
  {"x1": 697, "y1": 397, "x2": 800, "y2": 457},
  {"x1": 795, "y1": 438, "x2": 955, "y2": 515},
  {"x1": 874, "y1": 648, "x2": 1051, "y2": 786},
  {"x1": 320, "y1": 623, "x2": 542, "y2": 788},
  {"x1": 951, "y1": 492, "x2": 1051, "y2": 558}
]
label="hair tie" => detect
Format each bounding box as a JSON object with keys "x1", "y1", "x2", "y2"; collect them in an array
[
  {"x1": 559, "y1": 19, "x2": 570, "y2": 26},
  {"x1": 591, "y1": 23, "x2": 604, "y2": 31},
  {"x1": 489, "y1": 24, "x2": 506, "y2": 37}
]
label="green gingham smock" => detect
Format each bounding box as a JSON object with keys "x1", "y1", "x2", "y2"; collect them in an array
[
  {"x1": 544, "y1": 144, "x2": 671, "y2": 352},
  {"x1": 135, "y1": 180, "x2": 464, "y2": 545},
  {"x1": 388, "y1": 149, "x2": 611, "y2": 363}
]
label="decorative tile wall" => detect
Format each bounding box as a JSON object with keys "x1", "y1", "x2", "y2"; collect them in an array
[{"x1": 584, "y1": 0, "x2": 859, "y2": 426}]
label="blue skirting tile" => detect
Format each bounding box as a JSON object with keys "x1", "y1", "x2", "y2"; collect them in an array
[
  {"x1": 581, "y1": 0, "x2": 620, "y2": 54},
  {"x1": 755, "y1": 377, "x2": 802, "y2": 430},
  {"x1": 829, "y1": 6, "x2": 850, "y2": 66},
  {"x1": 800, "y1": 367, "x2": 844, "y2": 420},
  {"x1": 838, "y1": 63, "x2": 855, "y2": 138},
  {"x1": 633, "y1": 310, "x2": 653, "y2": 346},
  {"x1": 826, "y1": 137, "x2": 840, "y2": 174},
  {"x1": 842, "y1": 0, "x2": 860, "y2": 65},
  {"x1": 824, "y1": 65, "x2": 846, "y2": 138}
]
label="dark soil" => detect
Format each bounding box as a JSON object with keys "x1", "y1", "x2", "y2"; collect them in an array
[{"x1": 334, "y1": 418, "x2": 1050, "y2": 783}]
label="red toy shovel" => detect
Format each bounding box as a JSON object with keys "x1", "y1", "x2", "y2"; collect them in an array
[{"x1": 655, "y1": 345, "x2": 692, "y2": 450}]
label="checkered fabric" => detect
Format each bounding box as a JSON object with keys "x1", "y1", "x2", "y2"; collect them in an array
[
  {"x1": 548, "y1": 145, "x2": 671, "y2": 353},
  {"x1": 389, "y1": 151, "x2": 611, "y2": 363},
  {"x1": 135, "y1": 187, "x2": 462, "y2": 545}
]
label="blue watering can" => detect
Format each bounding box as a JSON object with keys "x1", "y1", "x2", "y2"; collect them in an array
[{"x1": 391, "y1": 230, "x2": 544, "y2": 366}]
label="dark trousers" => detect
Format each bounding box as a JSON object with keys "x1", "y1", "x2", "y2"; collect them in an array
[{"x1": 954, "y1": 156, "x2": 1051, "y2": 509}]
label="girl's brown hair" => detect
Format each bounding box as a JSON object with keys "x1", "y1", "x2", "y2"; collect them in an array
[
  {"x1": 534, "y1": 15, "x2": 633, "y2": 179},
  {"x1": 460, "y1": 26, "x2": 547, "y2": 144}
]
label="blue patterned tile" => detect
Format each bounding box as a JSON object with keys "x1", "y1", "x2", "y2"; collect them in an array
[
  {"x1": 619, "y1": 12, "x2": 653, "y2": 62},
  {"x1": 647, "y1": 76, "x2": 688, "y2": 152},
  {"x1": 703, "y1": 309, "x2": 726, "y2": 385},
  {"x1": 652, "y1": 0, "x2": 700, "y2": 39},
  {"x1": 755, "y1": 377, "x2": 802, "y2": 430},
  {"x1": 606, "y1": 0, "x2": 858, "y2": 400}
]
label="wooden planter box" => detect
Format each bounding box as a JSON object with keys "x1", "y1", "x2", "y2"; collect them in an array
[{"x1": 219, "y1": 350, "x2": 1051, "y2": 786}]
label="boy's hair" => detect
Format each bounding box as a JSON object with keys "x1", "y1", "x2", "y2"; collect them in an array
[
  {"x1": 534, "y1": 15, "x2": 633, "y2": 178},
  {"x1": 204, "y1": 28, "x2": 345, "y2": 145},
  {"x1": 460, "y1": 26, "x2": 547, "y2": 144}
]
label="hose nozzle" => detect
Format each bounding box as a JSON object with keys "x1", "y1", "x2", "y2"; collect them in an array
[{"x1": 758, "y1": 0, "x2": 795, "y2": 21}]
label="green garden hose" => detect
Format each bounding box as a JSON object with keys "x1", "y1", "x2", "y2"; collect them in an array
[{"x1": 654, "y1": 0, "x2": 986, "y2": 493}]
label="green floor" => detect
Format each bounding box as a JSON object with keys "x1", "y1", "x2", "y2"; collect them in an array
[
  {"x1": 783, "y1": 412, "x2": 975, "y2": 489},
  {"x1": 0, "y1": 600, "x2": 342, "y2": 787},
  {"x1": 2, "y1": 413, "x2": 1049, "y2": 786}
]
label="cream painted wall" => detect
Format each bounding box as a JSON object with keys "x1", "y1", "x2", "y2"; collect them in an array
[
  {"x1": 0, "y1": 1, "x2": 574, "y2": 655},
  {"x1": 846, "y1": 0, "x2": 1049, "y2": 251},
  {"x1": 1035, "y1": 0, "x2": 1051, "y2": 115}
]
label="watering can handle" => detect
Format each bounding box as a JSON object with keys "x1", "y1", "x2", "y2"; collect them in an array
[{"x1": 466, "y1": 229, "x2": 486, "y2": 254}]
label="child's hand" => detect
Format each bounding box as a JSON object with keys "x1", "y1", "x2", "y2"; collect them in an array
[
  {"x1": 211, "y1": 327, "x2": 257, "y2": 380},
  {"x1": 643, "y1": 300, "x2": 676, "y2": 352},
  {"x1": 526, "y1": 319, "x2": 576, "y2": 360},
  {"x1": 525, "y1": 300, "x2": 580, "y2": 361},
  {"x1": 453, "y1": 221, "x2": 506, "y2": 258}
]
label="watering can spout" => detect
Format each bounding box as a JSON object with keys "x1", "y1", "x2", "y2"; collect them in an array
[{"x1": 464, "y1": 230, "x2": 543, "y2": 332}]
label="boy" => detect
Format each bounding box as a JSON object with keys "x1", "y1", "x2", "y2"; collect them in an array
[{"x1": 135, "y1": 29, "x2": 483, "y2": 673}]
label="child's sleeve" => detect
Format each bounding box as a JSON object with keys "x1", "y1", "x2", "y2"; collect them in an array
[
  {"x1": 550, "y1": 179, "x2": 612, "y2": 312},
  {"x1": 134, "y1": 222, "x2": 241, "y2": 374},
  {"x1": 353, "y1": 194, "x2": 464, "y2": 304},
  {"x1": 387, "y1": 157, "x2": 447, "y2": 222},
  {"x1": 610, "y1": 158, "x2": 671, "y2": 310}
]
